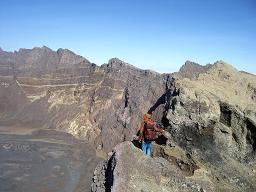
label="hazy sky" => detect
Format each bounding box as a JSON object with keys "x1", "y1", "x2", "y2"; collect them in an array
[{"x1": 0, "y1": 0, "x2": 255, "y2": 73}]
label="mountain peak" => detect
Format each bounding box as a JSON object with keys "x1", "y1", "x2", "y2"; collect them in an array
[
  {"x1": 178, "y1": 60, "x2": 212, "y2": 79},
  {"x1": 212, "y1": 60, "x2": 238, "y2": 73},
  {"x1": 39, "y1": 46, "x2": 52, "y2": 51},
  {"x1": 56, "y1": 48, "x2": 91, "y2": 66},
  {"x1": 107, "y1": 57, "x2": 138, "y2": 70},
  {"x1": 184, "y1": 60, "x2": 200, "y2": 66},
  {"x1": 108, "y1": 57, "x2": 126, "y2": 65},
  {"x1": 57, "y1": 48, "x2": 73, "y2": 54}
]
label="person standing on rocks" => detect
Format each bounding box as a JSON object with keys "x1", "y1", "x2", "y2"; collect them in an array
[{"x1": 138, "y1": 113, "x2": 164, "y2": 156}]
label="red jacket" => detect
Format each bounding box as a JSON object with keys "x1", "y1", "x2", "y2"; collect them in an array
[{"x1": 139, "y1": 118, "x2": 163, "y2": 141}]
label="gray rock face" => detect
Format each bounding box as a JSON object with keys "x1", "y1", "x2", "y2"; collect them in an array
[{"x1": 166, "y1": 61, "x2": 256, "y2": 160}]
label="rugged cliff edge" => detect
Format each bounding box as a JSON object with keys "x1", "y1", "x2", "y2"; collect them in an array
[
  {"x1": 92, "y1": 141, "x2": 215, "y2": 192},
  {"x1": 91, "y1": 61, "x2": 256, "y2": 191},
  {"x1": 0, "y1": 47, "x2": 256, "y2": 192}
]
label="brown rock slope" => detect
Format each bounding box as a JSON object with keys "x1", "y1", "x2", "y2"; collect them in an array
[{"x1": 0, "y1": 47, "x2": 168, "y2": 154}]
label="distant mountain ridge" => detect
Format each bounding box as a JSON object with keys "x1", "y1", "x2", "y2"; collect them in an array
[
  {"x1": 0, "y1": 46, "x2": 91, "y2": 76},
  {"x1": 0, "y1": 46, "x2": 212, "y2": 77}
]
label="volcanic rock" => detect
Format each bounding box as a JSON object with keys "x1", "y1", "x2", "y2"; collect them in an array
[
  {"x1": 91, "y1": 60, "x2": 256, "y2": 191},
  {"x1": 91, "y1": 141, "x2": 215, "y2": 192},
  {"x1": 0, "y1": 47, "x2": 256, "y2": 192}
]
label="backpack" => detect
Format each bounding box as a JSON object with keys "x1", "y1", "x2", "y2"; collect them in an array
[{"x1": 144, "y1": 120, "x2": 157, "y2": 141}]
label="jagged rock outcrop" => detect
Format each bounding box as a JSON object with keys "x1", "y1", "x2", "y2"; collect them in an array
[
  {"x1": 92, "y1": 60, "x2": 256, "y2": 191},
  {"x1": 92, "y1": 139, "x2": 256, "y2": 192},
  {"x1": 57, "y1": 48, "x2": 90, "y2": 67},
  {"x1": 91, "y1": 141, "x2": 213, "y2": 192},
  {"x1": 167, "y1": 61, "x2": 256, "y2": 160},
  {"x1": 175, "y1": 60, "x2": 212, "y2": 80},
  {"x1": 151, "y1": 60, "x2": 256, "y2": 191}
]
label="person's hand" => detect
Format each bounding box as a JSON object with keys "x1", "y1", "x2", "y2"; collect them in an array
[{"x1": 138, "y1": 134, "x2": 142, "y2": 143}]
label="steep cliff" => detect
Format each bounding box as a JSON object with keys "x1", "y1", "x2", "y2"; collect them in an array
[
  {"x1": 0, "y1": 47, "x2": 166, "y2": 154},
  {"x1": 91, "y1": 61, "x2": 256, "y2": 192}
]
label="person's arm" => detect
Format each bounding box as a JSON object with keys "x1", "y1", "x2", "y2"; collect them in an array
[
  {"x1": 154, "y1": 125, "x2": 164, "y2": 133},
  {"x1": 138, "y1": 122, "x2": 145, "y2": 142}
]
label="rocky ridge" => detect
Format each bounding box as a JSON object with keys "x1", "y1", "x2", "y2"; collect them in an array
[
  {"x1": 91, "y1": 61, "x2": 256, "y2": 191},
  {"x1": 0, "y1": 47, "x2": 256, "y2": 191}
]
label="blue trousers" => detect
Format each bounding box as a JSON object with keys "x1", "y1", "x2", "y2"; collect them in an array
[{"x1": 142, "y1": 140, "x2": 151, "y2": 156}]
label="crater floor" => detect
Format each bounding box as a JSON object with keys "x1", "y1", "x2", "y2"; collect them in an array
[{"x1": 0, "y1": 126, "x2": 100, "y2": 192}]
